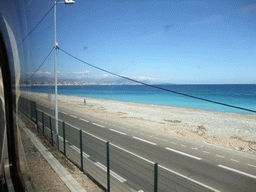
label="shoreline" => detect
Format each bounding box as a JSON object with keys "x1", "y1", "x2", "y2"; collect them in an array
[{"x1": 20, "y1": 91, "x2": 256, "y2": 154}]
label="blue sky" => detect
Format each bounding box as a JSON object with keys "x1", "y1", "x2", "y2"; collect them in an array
[{"x1": 23, "y1": 0, "x2": 256, "y2": 84}]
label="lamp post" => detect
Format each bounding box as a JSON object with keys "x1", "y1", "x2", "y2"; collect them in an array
[{"x1": 54, "y1": 0, "x2": 75, "y2": 150}]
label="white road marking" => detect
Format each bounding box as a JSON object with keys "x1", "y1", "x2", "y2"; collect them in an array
[
  {"x1": 140, "y1": 133, "x2": 145, "y2": 135},
  {"x1": 111, "y1": 144, "x2": 154, "y2": 164},
  {"x1": 203, "y1": 151, "x2": 210, "y2": 154},
  {"x1": 70, "y1": 115, "x2": 77, "y2": 118},
  {"x1": 191, "y1": 147, "x2": 198, "y2": 150},
  {"x1": 92, "y1": 123, "x2": 105, "y2": 128},
  {"x1": 171, "y1": 141, "x2": 177, "y2": 145},
  {"x1": 65, "y1": 122, "x2": 106, "y2": 142},
  {"x1": 159, "y1": 165, "x2": 220, "y2": 192},
  {"x1": 216, "y1": 155, "x2": 225, "y2": 158},
  {"x1": 230, "y1": 159, "x2": 239, "y2": 163},
  {"x1": 109, "y1": 129, "x2": 127, "y2": 135},
  {"x1": 218, "y1": 164, "x2": 256, "y2": 179},
  {"x1": 138, "y1": 190, "x2": 144, "y2": 192},
  {"x1": 79, "y1": 118, "x2": 89, "y2": 123},
  {"x1": 165, "y1": 147, "x2": 202, "y2": 160},
  {"x1": 95, "y1": 162, "x2": 127, "y2": 182},
  {"x1": 133, "y1": 137, "x2": 157, "y2": 146},
  {"x1": 248, "y1": 164, "x2": 256, "y2": 168},
  {"x1": 163, "y1": 139, "x2": 167, "y2": 142},
  {"x1": 62, "y1": 112, "x2": 68, "y2": 115},
  {"x1": 71, "y1": 145, "x2": 90, "y2": 158},
  {"x1": 181, "y1": 145, "x2": 187, "y2": 147},
  {"x1": 59, "y1": 136, "x2": 63, "y2": 141}
]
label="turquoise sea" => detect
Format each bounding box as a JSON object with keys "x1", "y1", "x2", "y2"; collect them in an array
[{"x1": 21, "y1": 84, "x2": 256, "y2": 115}]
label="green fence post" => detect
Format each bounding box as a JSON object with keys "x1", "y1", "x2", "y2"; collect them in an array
[
  {"x1": 154, "y1": 163, "x2": 158, "y2": 192},
  {"x1": 49, "y1": 116, "x2": 53, "y2": 146},
  {"x1": 30, "y1": 100, "x2": 32, "y2": 119},
  {"x1": 80, "y1": 129, "x2": 83, "y2": 172},
  {"x1": 107, "y1": 142, "x2": 110, "y2": 192},
  {"x1": 35, "y1": 108, "x2": 38, "y2": 132},
  {"x1": 63, "y1": 121, "x2": 66, "y2": 156},
  {"x1": 42, "y1": 112, "x2": 45, "y2": 135}
]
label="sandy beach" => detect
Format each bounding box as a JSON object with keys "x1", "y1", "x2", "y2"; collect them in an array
[{"x1": 20, "y1": 91, "x2": 256, "y2": 154}]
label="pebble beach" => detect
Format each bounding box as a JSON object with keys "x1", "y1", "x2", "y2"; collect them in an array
[{"x1": 20, "y1": 91, "x2": 256, "y2": 154}]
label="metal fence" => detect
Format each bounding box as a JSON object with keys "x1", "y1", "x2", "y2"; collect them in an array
[{"x1": 18, "y1": 96, "x2": 214, "y2": 192}]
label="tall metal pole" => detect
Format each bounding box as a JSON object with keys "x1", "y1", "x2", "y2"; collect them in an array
[{"x1": 54, "y1": 1, "x2": 59, "y2": 150}]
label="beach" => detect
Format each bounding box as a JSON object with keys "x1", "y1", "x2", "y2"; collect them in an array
[{"x1": 20, "y1": 91, "x2": 256, "y2": 154}]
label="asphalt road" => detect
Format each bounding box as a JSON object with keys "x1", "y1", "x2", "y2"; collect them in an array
[{"x1": 37, "y1": 103, "x2": 256, "y2": 192}]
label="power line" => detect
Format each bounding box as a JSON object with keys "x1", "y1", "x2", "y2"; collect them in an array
[
  {"x1": 18, "y1": 0, "x2": 60, "y2": 48},
  {"x1": 58, "y1": 46, "x2": 256, "y2": 114},
  {"x1": 26, "y1": 47, "x2": 54, "y2": 80}
]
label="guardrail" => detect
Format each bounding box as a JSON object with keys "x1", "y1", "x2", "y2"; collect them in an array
[{"x1": 18, "y1": 96, "x2": 214, "y2": 192}]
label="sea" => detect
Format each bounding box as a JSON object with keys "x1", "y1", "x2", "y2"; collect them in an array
[{"x1": 20, "y1": 84, "x2": 256, "y2": 115}]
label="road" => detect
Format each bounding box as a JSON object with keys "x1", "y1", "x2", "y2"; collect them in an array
[{"x1": 37, "y1": 103, "x2": 256, "y2": 192}]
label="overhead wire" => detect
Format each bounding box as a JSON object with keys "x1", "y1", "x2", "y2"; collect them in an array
[
  {"x1": 18, "y1": 0, "x2": 60, "y2": 48},
  {"x1": 58, "y1": 46, "x2": 256, "y2": 114},
  {"x1": 26, "y1": 47, "x2": 55, "y2": 80}
]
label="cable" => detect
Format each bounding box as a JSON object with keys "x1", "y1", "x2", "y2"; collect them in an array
[
  {"x1": 18, "y1": 0, "x2": 60, "y2": 48},
  {"x1": 26, "y1": 47, "x2": 54, "y2": 80},
  {"x1": 58, "y1": 46, "x2": 256, "y2": 114}
]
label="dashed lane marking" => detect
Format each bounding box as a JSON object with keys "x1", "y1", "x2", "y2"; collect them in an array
[
  {"x1": 165, "y1": 147, "x2": 202, "y2": 160},
  {"x1": 203, "y1": 151, "x2": 210, "y2": 154},
  {"x1": 132, "y1": 137, "x2": 157, "y2": 146},
  {"x1": 216, "y1": 155, "x2": 225, "y2": 158},
  {"x1": 162, "y1": 139, "x2": 167, "y2": 142},
  {"x1": 159, "y1": 165, "x2": 220, "y2": 192},
  {"x1": 79, "y1": 118, "x2": 89, "y2": 123},
  {"x1": 95, "y1": 162, "x2": 127, "y2": 182},
  {"x1": 230, "y1": 159, "x2": 239, "y2": 163},
  {"x1": 218, "y1": 164, "x2": 256, "y2": 179},
  {"x1": 171, "y1": 142, "x2": 177, "y2": 145},
  {"x1": 70, "y1": 115, "x2": 77, "y2": 118},
  {"x1": 248, "y1": 164, "x2": 256, "y2": 168},
  {"x1": 92, "y1": 123, "x2": 105, "y2": 128},
  {"x1": 62, "y1": 112, "x2": 68, "y2": 115},
  {"x1": 109, "y1": 129, "x2": 127, "y2": 135},
  {"x1": 181, "y1": 145, "x2": 187, "y2": 147},
  {"x1": 191, "y1": 147, "x2": 198, "y2": 150},
  {"x1": 71, "y1": 145, "x2": 90, "y2": 158}
]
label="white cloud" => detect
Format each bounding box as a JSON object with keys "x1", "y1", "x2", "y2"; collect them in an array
[
  {"x1": 240, "y1": 4, "x2": 256, "y2": 14},
  {"x1": 25, "y1": 71, "x2": 53, "y2": 77},
  {"x1": 136, "y1": 76, "x2": 155, "y2": 81},
  {"x1": 72, "y1": 70, "x2": 90, "y2": 75}
]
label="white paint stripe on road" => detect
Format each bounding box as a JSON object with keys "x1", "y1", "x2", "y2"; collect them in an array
[
  {"x1": 111, "y1": 143, "x2": 154, "y2": 164},
  {"x1": 92, "y1": 123, "x2": 105, "y2": 128},
  {"x1": 95, "y1": 162, "x2": 127, "y2": 182},
  {"x1": 216, "y1": 155, "x2": 225, "y2": 158},
  {"x1": 180, "y1": 145, "x2": 187, "y2": 147},
  {"x1": 203, "y1": 151, "x2": 210, "y2": 154},
  {"x1": 71, "y1": 145, "x2": 90, "y2": 158},
  {"x1": 171, "y1": 141, "x2": 177, "y2": 145},
  {"x1": 159, "y1": 165, "x2": 220, "y2": 192},
  {"x1": 132, "y1": 136, "x2": 157, "y2": 146},
  {"x1": 248, "y1": 164, "x2": 256, "y2": 168},
  {"x1": 79, "y1": 118, "x2": 89, "y2": 123},
  {"x1": 109, "y1": 129, "x2": 127, "y2": 135},
  {"x1": 218, "y1": 164, "x2": 256, "y2": 179},
  {"x1": 62, "y1": 112, "x2": 68, "y2": 115},
  {"x1": 70, "y1": 115, "x2": 77, "y2": 118},
  {"x1": 65, "y1": 122, "x2": 106, "y2": 142},
  {"x1": 230, "y1": 159, "x2": 239, "y2": 163},
  {"x1": 165, "y1": 147, "x2": 202, "y2": 160}
]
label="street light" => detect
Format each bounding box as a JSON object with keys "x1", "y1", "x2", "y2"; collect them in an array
[{"x1": 54, "y1": 0, "x2": 75, "y2": 150}]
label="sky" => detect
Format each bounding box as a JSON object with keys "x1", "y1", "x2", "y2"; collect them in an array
[{"x1": 21, "y1": 0, "x2": 256, "y2": 84}]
